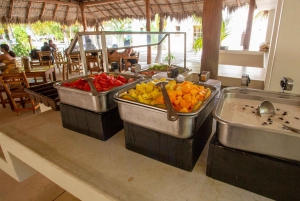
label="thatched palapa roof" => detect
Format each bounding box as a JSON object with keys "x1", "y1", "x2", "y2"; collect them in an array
[{"x1": 0, "y1": 0, "x2": 250, "y2": 27}]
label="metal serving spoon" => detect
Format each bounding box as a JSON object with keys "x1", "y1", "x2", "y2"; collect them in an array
[
  {"x1": 257, "y1": 100, "x2": 276, "y2": 116},
  {"x1": 257, "y1": 100, "x2": 300, "y2": 133},
  {"x1": 155, "y1": 81, "x2": 178, "y2": 121}
]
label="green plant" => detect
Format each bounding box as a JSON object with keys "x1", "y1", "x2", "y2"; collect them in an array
[
  {"x1": 11, "y1": 25, "x2": 31, "y2": 57},
  {"x1": 193, "y1": 16, "x2": 231, "y2": 52},
  {"x1": 164, "y1": 53, "x2": 175, "y2": 61}
]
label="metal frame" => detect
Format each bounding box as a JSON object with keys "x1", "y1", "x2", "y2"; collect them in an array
[{"x1": 67, "y1": 31, "x2": 187, "y2": 75}]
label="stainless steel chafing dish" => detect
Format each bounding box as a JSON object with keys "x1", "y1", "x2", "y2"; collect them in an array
[
  {"x1": 114, "y1": 80, "x2": 218, "y2": 138},
  {"x1": 54, "y1": 73, "x2": 143, "y2": 113},
  {"x1": 213, "y1": 87, "x2": 300, "y2": 162}
]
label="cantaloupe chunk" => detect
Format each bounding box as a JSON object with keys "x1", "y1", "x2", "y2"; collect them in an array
[
  {"x1": 182, "y1": 84, "x2": 192, "y2": 93},
  {"x1": 179, "y1": 108, "x2": 189, "y2": 113},
  {"x1": 183, "y1": 94, "x2": 192, "y2": 103},
  {"x1": 155, "y1": 95, "x2": 165, "y2": 104}
]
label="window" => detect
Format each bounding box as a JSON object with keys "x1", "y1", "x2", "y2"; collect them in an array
[{"x1": 193, "y1": 26, "x2": 202, "y2": 45}]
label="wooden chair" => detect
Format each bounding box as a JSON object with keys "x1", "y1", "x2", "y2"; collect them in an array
[
  {"x1": 0, "y1": 85, "x2": 11, "y2": 109},
  {"x1": 68, "y1": 54, "x2": 82, "y2": 75},
  {"x1": 53, "y1": 52, "x2": 69, "y2": 80},
  {"x1": 124, "y1": 52, "x2": 140, "y2": 71},
  {"x1": 30, "y1": 51, "x2": 52, "y2": 67},
  {"x1": 0, "y1": 72, "x2": 40, "y2": 116},
  {"x1": 108, "y1": 56, "x2": 122, "y2": 72},
  {"x1": 86, "y1": 53, "x2": 103, "y2": 74}
]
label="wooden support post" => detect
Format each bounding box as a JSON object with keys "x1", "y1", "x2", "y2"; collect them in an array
[
  {"x1": 200, "y1": 0, "x2": 223, "y2": 79},
  {"x1": 146, "y1": 0, "x2": 151, "y2": 64},
  {"x1": 80, "y1": 3, "x2": 87, "y2": 31},
  {"x1": 243, "y1": 0, "x2": 256, "y2": 50}
]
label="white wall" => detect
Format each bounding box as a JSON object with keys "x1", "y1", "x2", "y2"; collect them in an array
[{"x1": 267, "y1": 0, "x2": 300, "y2": 94}]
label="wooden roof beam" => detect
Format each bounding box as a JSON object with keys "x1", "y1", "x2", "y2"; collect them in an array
[
  {"x1": 85, "y1": 6, "x2": 101, "y2": 24},
  {"x1": 177, "y1": 0, "x2": 185, "y2": 12},
  {"x1": 193, "y1": 0, "x2": 202, "y2": 13},
  {"x1": 27, "y1": 2, "x2": 32, "y2": 22},
  {"x1": 236, "y1": 0, "x2": 241, "y2": 7},
  {"x1": 53, "y1": 4, "x2": 58, "y2": 20},
  {"x1": 9, "y1": 0, "x2": 14, "y2": 20},
  {"x1": 29, "y1": 0, "x2": 79, "y2": 7},
  {"x1": 66, "y1": 5, "x2": 70, "y2": 20},
  {"x1": 152, "y1": 0, "x2": 163, "y2": 14},
  {"x1": 113, "y1": 2, "x2": 128, "y2": 17},
  {"x1": 76, "y1": 6, "x2": 79, "y2": 21},
  {"x1": 108, "y1": 3, "x2": 123, "y2": 17},
  {"x1": 93, "y1": 5, "x2": 108, "y2": 18},
  {"x1": 102, "y1": 4, "x2": 118, "y2": 18},
  {"x1": 40, "y1": 2, "x2": 47, "y2": 20},
  {"x1": 83, "y1": 0, "x2": 121, "y2": 6},
  {"x1": 131, "y1": 0, "x2": 145, "y2": 18},
  {"x1": 163, "y1": 0, "x2": 174, "y2": 15},
  {"x1": 120, "y1": 1, "x2": 138, "y2": 18}
]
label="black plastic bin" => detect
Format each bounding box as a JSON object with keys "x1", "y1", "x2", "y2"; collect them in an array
[
  {"x1": 60, "y1": 103, "x2": 123, "y2": 141},
  {"x1": 206, "y1": 133, "x2": 300, "y2": 201},
  {"x1": 123, "y1": 113, "x2": 213, "y2": 171},
  {"x1": 25, "y1": 82, "x2": 60, "y2": 110}
]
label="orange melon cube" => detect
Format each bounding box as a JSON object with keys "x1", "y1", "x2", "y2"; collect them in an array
[
  {"x1": 156, "y1": 95, "x2": 164, "y2": 104},
  {"x1": 174, "y1": 99, "x2": 180, "y2": 106},
  {"x1": 176, "y1": 90, "x2": 183, "y2": 96},
  {"x1": 179, "y1": 107, "x2": 189, "y2": 113},
  {"x1": 183, "y1": 94, "x2": 192, "y2": 103},
  {"x1": 190, "y1": 89, "x2": 198, "y2": 96},
  {"x1": 182, "y1": 84, "x2": 192, "y2": 93},
  {"x1": 174, "y1": 104, "x2": 182, "y2": 112}
]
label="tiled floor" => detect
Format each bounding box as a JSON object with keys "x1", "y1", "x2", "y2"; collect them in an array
[{"x1": 0, "y1": 62, "x2": 266, "y2": 201}]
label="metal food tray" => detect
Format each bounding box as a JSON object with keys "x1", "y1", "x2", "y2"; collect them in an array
[
  {"x1": 138, "y1": 66, "x2": 191, "y2": 78},
  {"x1": 114, "y1": 80, "x2": 218, "y2": 138},
  {"x1": 54, "y1": 73, "x2": 143, "y2": 113},
  {"x1": 213, "y1": 87, "x2": 300, "y2": 162}
]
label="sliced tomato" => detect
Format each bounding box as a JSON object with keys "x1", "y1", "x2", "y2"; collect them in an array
[{"x1": 83, "y1": 83, "x2": 91, "y2": 91}]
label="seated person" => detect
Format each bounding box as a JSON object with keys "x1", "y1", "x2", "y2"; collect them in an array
[
  {"x1": 0, "y1": 44, "x2": 16, "y2": 70},
  {"x1": 49, "y1": 40, "x2": 58, "y2": 52},
  {"x1": 121, "y1": 47, "x2": 137, "y2": 68},
  {"x1": 85, "y1": 39, "x2": 97, "y2": 56},
  {"x1": 108, "y1": 44, "x2": 121, "y2": 58}
]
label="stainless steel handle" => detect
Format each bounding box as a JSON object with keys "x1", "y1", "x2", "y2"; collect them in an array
[
  {"x1": 159, "y1": 84, "x2": 178, "y2": 121},
  {"x1": 85, "y1": 78, "x2": 98, "y2": 96}
]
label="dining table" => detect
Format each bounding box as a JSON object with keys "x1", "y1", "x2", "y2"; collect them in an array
[{"x1": 1, "y1": 65, "x2": 56, "y2": 85}]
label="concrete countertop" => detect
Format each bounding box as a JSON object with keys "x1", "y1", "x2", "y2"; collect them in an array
[{"x1": 0, "y1": 110, "x2": 271, "y2": 201}]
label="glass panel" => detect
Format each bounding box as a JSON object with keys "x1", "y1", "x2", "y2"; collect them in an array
[
  {"x1": 82, "y1": 35, "x2": 102, "y2": 51},
  {"x1": 104, "y1": 33, "x2": 167, "y2": 49}
]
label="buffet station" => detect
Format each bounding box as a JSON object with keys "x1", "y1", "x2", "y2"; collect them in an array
[{"x1": 0, "y1": 31, "x2": 300, "y2": 201}]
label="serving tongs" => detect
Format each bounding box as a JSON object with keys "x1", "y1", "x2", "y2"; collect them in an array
[
  {"x1": 85, "y1": 77, "x2": 99, "y2": 96},
  {"x1": 155, "y1": 81, "x2": 178, "y2": 122}
]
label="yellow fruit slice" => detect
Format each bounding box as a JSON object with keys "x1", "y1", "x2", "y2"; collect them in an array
[
  {"x1": 120, "y1": 94, "x2": 138, "y2": 102},
  {"x1": 154, "y1": 104, "x2": 167, "y2": 109},
  {"x1": 192, "y1": 101, "x2": 203, "y2": 111},
  {"x1": 204, "y1": 88, "x2": 211, "y2": 100}
]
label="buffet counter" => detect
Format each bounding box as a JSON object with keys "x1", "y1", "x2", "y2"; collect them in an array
[{"x1": 0, "y1": 110, "x2": 271, "y2": 201}]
